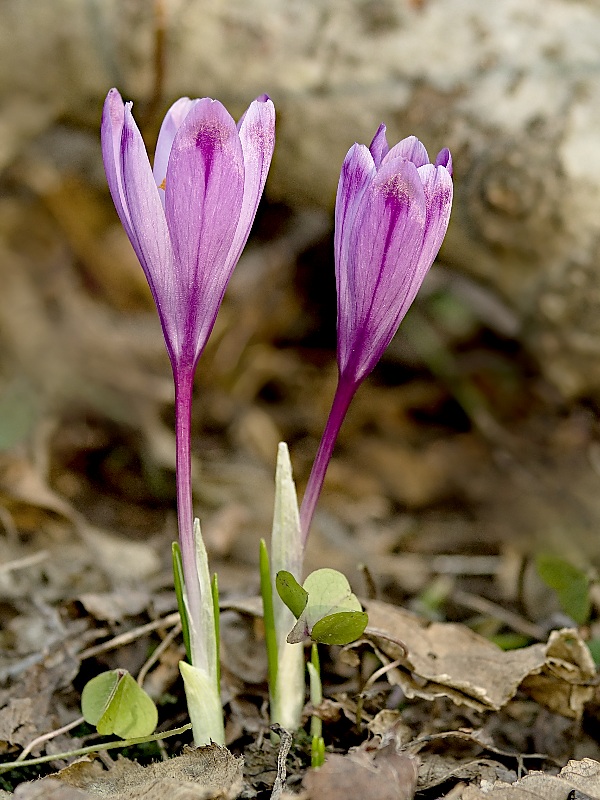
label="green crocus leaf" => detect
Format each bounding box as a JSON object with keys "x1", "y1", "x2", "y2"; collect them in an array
[
  {"x1": 536, "y1": 553, "x2": 591, "y2": 625},
  {"x1": 284, "y1": 568, "x2": 366, "y2": 645},
  {"x1": 81, "y1": 669, "x2": 158, "y2": 739},
  {"x1": 311, "y1": 611, "x2": 369, "y2": 645},
  {"x1": 276, "y1": 570, "x2": 308, "y2": 619}
]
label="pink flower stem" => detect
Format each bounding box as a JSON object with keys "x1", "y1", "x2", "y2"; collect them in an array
[
  {"x1": 173, "y1": 365, "x2": 202, "y2": 662},
  {"x1": 299, "y1": 374, "x2": 357, "y2": 547}
]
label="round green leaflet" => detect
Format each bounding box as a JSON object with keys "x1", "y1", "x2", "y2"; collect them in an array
[{"x1": 81, "y1": 669, "x2": 158, "y2": 739}]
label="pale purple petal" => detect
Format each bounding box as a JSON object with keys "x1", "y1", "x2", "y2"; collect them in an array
[
  {"x1": 226, "y1": 95, "x2": 275, "y2": 270},
  {"x1": 415, "y1": 163, "x2": 453, "y2": 283},
  {"x1": 101, "y1": 89, "x2": 135, "y2": 242},
  {"x1": 338, "y1": 158, "x2": 427, "y2": 381},
  {"x1": 120, "y1": 104, "x2": 178, "y2": 357},
  {"x1": 164, "y1": 98, "x2": 244, "y2": 364},
  {"x1": 435, "y1": 147, "x2": 453, "y2": 176},
  {"x1": 335, "y1": 143, "x2": 376, "y2": 355},
  {"x1": 384, "y1": 135, "x2": 430, "y2": 167},
  {"x1": 153, "y1": 97, "x2": 197, "y2": 206},
  {"x1": 369, "y1": 123, "x2": 388, "y2": 168}
]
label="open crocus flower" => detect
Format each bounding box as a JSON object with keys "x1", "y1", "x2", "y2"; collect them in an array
[
  {"x1": 299, "y1": 126, "x2": 453, "y2": 540},
  {"x1": 101, "y1": 89, "x2": 275, "y2": 744},
  {"x1": 101, "y1": 88, "x2": 275, "y2": 376}
]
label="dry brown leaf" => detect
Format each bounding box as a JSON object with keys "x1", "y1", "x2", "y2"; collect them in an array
[
  {"x1": 459, "y1": 757, "x2": 600, "y2": 799},
  {"x1": 520, "y1": 628, "x2": 597, "y2": 718},
  {"x1": 79, "y1": 526, "x2": 160, "y2": 585},
  {"x1": 303, "y1": 744, "x2": 418, "y2": 800},
  {"x1": 53, "y1": 745, "x2": 243, "y2": 800},
  {"x1": 77, "y1": 590, "x2": 152, "y2": 623},
  {"x1": 13, "y1": 780, "x2": 92, "y2": 799},
  {"x1": 364, "y1": 600, "x2": 595, "y2": 717},
  {"x1": 0, "y1": 651, "x2": 78, "y2": 748}
]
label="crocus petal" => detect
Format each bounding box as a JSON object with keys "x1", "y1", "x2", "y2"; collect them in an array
[
  {"x1": 435, "y1": 147, "x2": 453, "y2": 176},
  {"x1": 165, "y1": 99, "x2": 245, "y2": 365},
  {"x1": 226, "y1": 95, "x2": 275, "y2": 270},
  {"x1": 338, "y1": 158, "x2": 427, "y2": 381},
  {"x1": 415, "y1": 163, "x2": 453, "y2": 282},
  {"x1": 101, "y1": 89, "x2": 135, "y2": 243},
  {"x1": 385, "y1": 135, "x2": 430, "y2": 167},
  {"x1": 335, "y1": 143, "x2": 377, "y2": 352},
  {"x1": 119, "y1": 104, "x2": 179, "y2": 356},
  {"x1": 368, "y1": 123, "x2": 389, "y2": 168},
  {"x1": 153, "y1": 97, "x2": 197, "y2": 205}
]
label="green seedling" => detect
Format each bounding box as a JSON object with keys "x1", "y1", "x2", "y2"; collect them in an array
[
  {"x1": 277, "y1": 568, "x2": 368, "y2": 646},
  {"x1": 81, "y1": 669, "x2": 158, "y2": 739},
  {"x1": 307, "y1": 644, "x2": 325, "y2": 768},
  {"x1": 261, "y1": 443, "x2": 305, "y2": 731}
]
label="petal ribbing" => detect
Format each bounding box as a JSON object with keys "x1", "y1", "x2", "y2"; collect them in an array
[
  {"x1": 101, "y1": 89, "x2": 135, "y2": 243},
  {"x1": 384, "y1": 135, "x2": 430, "y2": 167},
  {"x1": 339, "y1": 157, "x2": 427, "y2": 381},
  {"x1": 226, "y1": 95, "x2": 275, "y2": 271},
  {"x1": 368, "y1": 123, "x2": 388, "y2": 168},
  {"x1": 164, "y1": 99, "x2": 245, "y2": 365},
  {"x1": 335, "y1": 144, "x2": 376, "y2": 347},
  {"x1": 119, "y1": 104, "x2": 178, "y2": 358}
]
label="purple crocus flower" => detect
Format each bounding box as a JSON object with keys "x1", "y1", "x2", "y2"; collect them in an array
[
  {"x1": 101, "y1": 89, "x2": 275, "y2": 660},
  {"x1": 299, "y1": 125, "x2": 453, "y2": 541}
]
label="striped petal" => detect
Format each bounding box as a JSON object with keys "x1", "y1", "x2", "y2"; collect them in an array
[
  {"x1": 226, "y1": 95, "x2": 275, "y2": 270},
  {"x1": 101, "y1": 89, "x2": 135, "y2": 244},
  {"x1": 368, "y1": 123, "x2": 389, "y2": 168},
  {"x1": 335, "y1": 143, "x2": 376, "y2": 366},
  {"x1": 385, "y1": 135, "x2": 430, "y2": 167},
  {"x1": 416, "y1": 162, "x2": 454, "y2": 284},
  {"x1": 120, "y1": 104, "x2": 178, "y2": 355},
  {"x1": 164, "y1": 99, "x2": 245, "y2": 365},
  {"x1": 339, "y1": 157, "x2": 427, "y2": 381}
]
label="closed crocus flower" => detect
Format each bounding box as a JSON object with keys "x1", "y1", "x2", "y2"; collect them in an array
[{"x1": 300, "y1": 126, "x2": 452, "y2": 540}]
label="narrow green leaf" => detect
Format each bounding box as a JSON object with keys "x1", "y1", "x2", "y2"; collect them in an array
[
  {"x1": 212, "y1": 572, "x2": 221, "y2": 686},
  {"x1": 260, "y1": 539, "x2": 278, "y2": 694},
  {"x1": 172, "y1": 541, "x2": 191, "y2": 662},
  {"x1": 192, "y1": 518, "x2": 219, "y2": 682},
  {"x1": 311, "y1": 611, "x2": 369, "y2": 645},
  {"x1": 536, "y1": 553, "x2": 591, "y2": 625},
  {"x1": 276, "y1": 570, "x2": 308, "y2": 619}
]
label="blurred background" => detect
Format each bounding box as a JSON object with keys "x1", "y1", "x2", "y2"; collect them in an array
[{"x1": 2, "y1": 0, "x2": 600, "y2": 629}]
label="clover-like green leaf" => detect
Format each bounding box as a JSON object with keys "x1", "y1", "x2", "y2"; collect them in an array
[
  {"x1": 282, "y1": 568, "x2": 366, "y2": 645},
  {"x1": 276, "y1": 570, "x2": 309, "y2": 619},
  {"x1": 81, "y1": 669, "x2": 158, "y2": 739},
  {"x1": 311, "y1": 611, "x2": 369, "y2": 645}
]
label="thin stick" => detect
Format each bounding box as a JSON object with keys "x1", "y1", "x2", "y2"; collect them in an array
[
  {"x1": 360, "y1": 658, "x2": 404, "y2": 694},
  {"x1": 0, "y1": 550, "x2": 49, "y2": 574},
  {"x1": 79, "y1": 613, "x2": 180, "y2": 660},
  {"x1": 0, "y1": 723, "x2": 192, "y2": 775},
  {"x1": 270, "y1": 724, "x2": 292, "y2": 800},
  {"x1": 137, "y1": 620, "x2": 182, "y2": 687},
  {"x1": 16, "y1": 717, "x2": 84, "y2": 762},
  {"x1": 451, "y1": 588, "x2": 545, "y2": 640}
]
